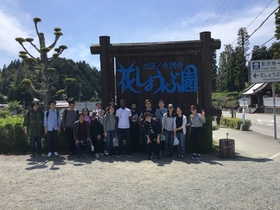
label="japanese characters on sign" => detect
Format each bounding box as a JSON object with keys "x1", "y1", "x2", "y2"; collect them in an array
[
  {"x1": 250, "y1": 59, "x2": 280, "y2": 83},
  {"x1": 116, "y1": 61, "x2": 198, "y2": 94}
]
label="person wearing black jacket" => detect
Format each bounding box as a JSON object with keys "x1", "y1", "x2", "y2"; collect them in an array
[
  {"x1": 91, "y1": 109, "x2": 105, "y2": 158},
  {"x1": 142, "y1": 112, "x2": 162, "y2": 160}
]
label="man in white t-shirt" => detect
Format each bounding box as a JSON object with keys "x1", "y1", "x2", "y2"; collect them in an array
[{"x1": 116, "y1": 99, "x2": 132, "y2": 157}]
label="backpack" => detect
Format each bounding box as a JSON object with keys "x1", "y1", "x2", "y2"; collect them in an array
[
  {"x1": 46, "y1": 109, "x2": 60, "y2": 124},
  {"x1": 63, "y1": 109, "x2": 79, "y2": 125}
]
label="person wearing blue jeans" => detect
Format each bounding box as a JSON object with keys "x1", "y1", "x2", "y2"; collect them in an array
[
  {"x1": 162, "y1": 104, "x2": 175, "y2": 157},
  {"x1": 103, "y1": 106, "x2": 117, "y2": 156},
  {"x1": 173, "y1": 107, "x2": 187, "y2": 158},
  {"x1": 73, "y1": 114, "x2": 91, "y2": 157}
]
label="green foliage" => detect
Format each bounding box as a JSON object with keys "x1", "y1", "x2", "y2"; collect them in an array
[
  {"x1": 212, "y1": 91, "x2": 241, "y2": 109},
  {"x1": 220, "y1": 117, "x2": 252, "y2": 130},
  {"x1": 275, "y1": 0, "x2": 280, "y2": 40},
  {"x1": 15, "y1": 37, "x2": 25, "y2": 43},
  {"x1": 0, "y1": 94, "x2": 6, "y2": 103},
  {"x1": 202, "y1": 116, "x2": 213, "y2": 152},
  {"x1": 0, "y1": 109, "x2": 9, "y2": 118},
  {"x1": 7, "y1": 84, "x2": 33, "y2": 107},
  {"x1": 6, "y1": 101, "x2": 24, "y2": 114},
  {"x1": 25, "y1": 38, "x2": 34, "y2": 42},
  {"x1": 0, "y1": 116, "x2": 28, "y2": 154}
]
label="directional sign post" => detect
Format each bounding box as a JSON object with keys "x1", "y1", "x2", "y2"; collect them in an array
[
  {"x1": 249, "y1": 59, "x2": 280, "y2": 138},
  {"x1": 250, "y1": 59, "x2": 280, "y2": 83}
]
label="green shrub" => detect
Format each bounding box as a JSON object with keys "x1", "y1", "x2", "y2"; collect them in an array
[
  {"x1": 220, "y1": 117, "x2": 251, "y2": 130},
  {"x1": 0, "y1": 116, "x2": 28, "y2": 154},
  {"x1": 0, "y1": 115, "x2": 68, "y2": 154}
]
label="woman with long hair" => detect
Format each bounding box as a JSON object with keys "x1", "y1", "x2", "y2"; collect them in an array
[{"x1": 173, "y1": 107, "x2": 187, "y2": 158}]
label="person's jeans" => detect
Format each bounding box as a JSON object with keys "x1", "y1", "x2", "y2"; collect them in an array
[
  {"x1": 76, "y1": 135, "x2": 91, "y2": 155},
  {"x1": 117, "y1": 128, "x2": 131, "y2": 155},
  {"x1": 30, "y1": 136, "x2": 42, "y2": 155},
  {"x1": 176, "y1": 133, "x2": 185, "y2": 156},
  {"x1": 165, "y1": 130, "x2": 174, "y2": 155},
  {"x1": 106, "y1": 130, "x2": 115, "y2": 156}
]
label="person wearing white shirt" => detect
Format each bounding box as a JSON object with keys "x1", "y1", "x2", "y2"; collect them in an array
[{"x1": 116, "y1": 99, "x2": 132, "y2": 157}]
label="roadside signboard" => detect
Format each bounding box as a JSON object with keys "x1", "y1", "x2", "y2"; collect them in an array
[{"x1": 250, "y1": 59, "x2": 280, "y2": 83}]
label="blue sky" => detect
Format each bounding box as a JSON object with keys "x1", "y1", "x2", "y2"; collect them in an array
[{"x1": 0, "y1": 0, "x2": 278, "y2": 70}]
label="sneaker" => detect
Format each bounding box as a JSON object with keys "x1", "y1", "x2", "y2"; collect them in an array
[
  {"x1": 54, "y1": 152, "x2": 59, "y2": 156},
  {"x1": 196, "y1": 154, "x2": 201, "y2": 160},
  {"x1": 180, "y1": 155, "x2": 184, "y2": 159},
  {"x1": 95, "y1": 153, "x2": 100, "y2": 158},
  {"x1": 191, "y1": 154, "x2": 196, "y2": 160},
  {"x1": 47, "y1": 152, "x2": 52, "y2": 157},
  {"x1": 177, "y1": 155, "x2": 181, "y2": 158},
  {"x1": 99, "y1": 153, "x2": 104, "y2": 157}
]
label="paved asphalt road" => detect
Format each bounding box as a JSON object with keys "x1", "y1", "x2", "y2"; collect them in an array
[{"x1": 222, "y1": 111, "x2": 280, "y2": 138}]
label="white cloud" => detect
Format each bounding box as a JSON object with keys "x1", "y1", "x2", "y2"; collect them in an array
[{"x1": 62, "y1": 44, "x2": 100, "y2": 70}]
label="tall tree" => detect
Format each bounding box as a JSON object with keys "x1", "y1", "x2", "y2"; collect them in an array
[
  {"x1": 15, "y1": 17, "x2": 75, "y2": 110},
  {"x1": 235, "y1": 27, "x2": 249, "y2": 91},
  {"x1": 275, "y1": 0, "x2": 280, "y2": 40},
  {"x1": 251, "y1": 45, "x2": 273, "y2": 60},
  {"x1": 217, "y1": 44, "x2": 236, "y2": 92}
]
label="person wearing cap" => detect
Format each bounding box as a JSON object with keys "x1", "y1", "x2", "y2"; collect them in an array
[
  {"x1": 91, "y1": 109, "x2": 105, "y2": 158},
  {"x1": 142, "y1": 112, "x2": 161, "y2": 160},
  {"x1": 105, "y1": 99, "x2": 117, "y2": 113},
  {"x1": 23, "y1": 101, "x2": 44, "y2": 157},
  {"x1": 44, "y1": 100, "x2": 61, "y2": 158},
  {"x1": 162, "y1": 103, "x2": 175, "y2": 157},
  {"x1": 189, "y1": 105, "x2": 206, "y2": 160}
]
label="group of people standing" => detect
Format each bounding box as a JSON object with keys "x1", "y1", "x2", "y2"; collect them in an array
[{"x1": 23, "y1": 98, "x2": 206, "y2": 160}]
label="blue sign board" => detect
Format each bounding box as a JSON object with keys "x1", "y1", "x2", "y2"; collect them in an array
[{"x1": 116, "y1": 61, "x2": 198, "y2": 94}]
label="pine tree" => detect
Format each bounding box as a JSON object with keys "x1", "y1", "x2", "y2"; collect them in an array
[
  {"x1": 15, "y1": 17, "x2": 75, "y2": 110},
  {"x1": 235, "y1": 27, "x2": 249, "y2": 91}
]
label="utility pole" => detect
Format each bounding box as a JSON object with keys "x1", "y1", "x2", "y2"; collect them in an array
[{"x1": 78, "y1": 83, "x2": 82, "y2": 101}]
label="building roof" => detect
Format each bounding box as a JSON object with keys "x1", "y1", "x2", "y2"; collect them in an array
[{"x1": 243, "y1": 83, "x2": 268, "y2": 95}]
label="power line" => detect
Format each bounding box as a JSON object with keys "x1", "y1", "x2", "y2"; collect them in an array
[
  {"x1": 212, "y1": 6, "x2": 280, "y2": 83},
  {"x1": 214, "y1": 0, "x2": 244, "y2": 37},
  {"x1": 212, "y1": 36, "x2": 276, "y2": 81},
  {"x1": 231, "y1": 0, "x2": 273, "y2": 45},
  {"x1": 247, "y1": 6, "x2": 280, "y2": 40}
]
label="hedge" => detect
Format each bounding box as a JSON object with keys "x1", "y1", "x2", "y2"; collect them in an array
[{"x1": 220, "y1": 117, "x2": 252, "y2": 130}]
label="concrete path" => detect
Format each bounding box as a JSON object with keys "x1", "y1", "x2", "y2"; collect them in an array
[{"x1": 213, "y1": 126, "x2": 280, "y2": 160}]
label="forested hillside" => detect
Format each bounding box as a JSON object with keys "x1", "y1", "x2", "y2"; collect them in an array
[{"x1": 0, "y1": 58, "x2": 101, "y2": 104}]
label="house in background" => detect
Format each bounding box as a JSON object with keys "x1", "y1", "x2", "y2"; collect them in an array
[{"x1": 242, "y1": 82, "x2": 270, "y2": 113}]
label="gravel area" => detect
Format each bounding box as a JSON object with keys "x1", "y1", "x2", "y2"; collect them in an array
[{"x1": 0, "y1": 153, "x2": 280, "y2": 210}]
